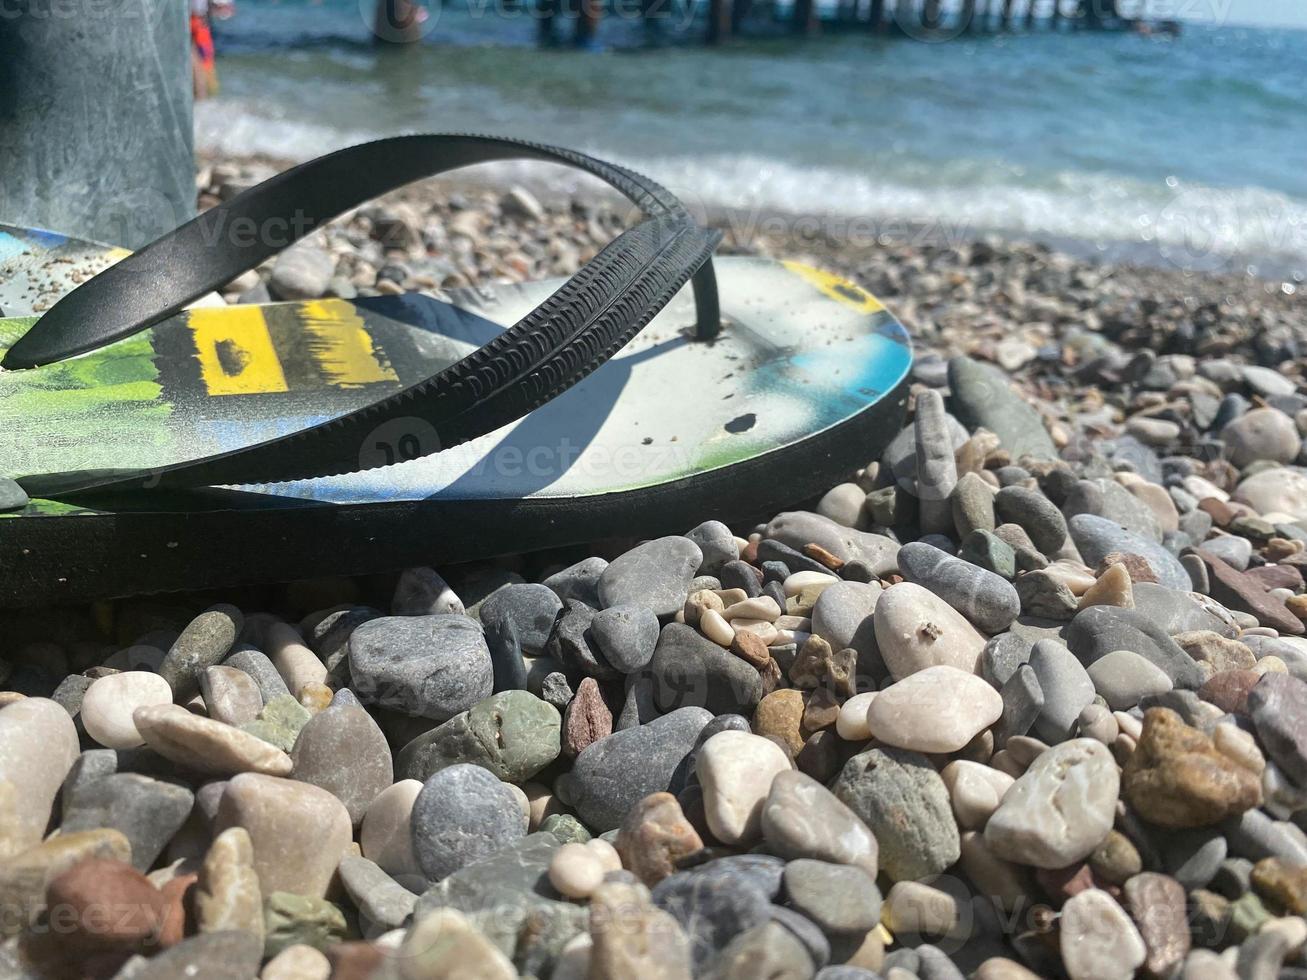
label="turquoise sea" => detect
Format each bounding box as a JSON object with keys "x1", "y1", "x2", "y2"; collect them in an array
[{"x1": 199, "y1": 2, "x2": 1307, "y2": 277}]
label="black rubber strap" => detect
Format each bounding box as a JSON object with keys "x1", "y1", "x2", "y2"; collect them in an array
[
  {"x1": 4, "y1": 134, "x2": 720, "y2": 369},
  {"x1": 21, "y1": 210, "x2": 719, "y2": 497}
]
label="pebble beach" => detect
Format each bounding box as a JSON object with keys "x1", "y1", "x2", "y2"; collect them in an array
[{"x1": 3, "y1": 154, "x2": 1307, "y2": 979}]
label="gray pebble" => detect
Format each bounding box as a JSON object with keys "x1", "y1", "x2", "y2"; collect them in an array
[
  {"x1": 1015, "y1": 570, "x2": 1080, "y2": 620},
  {"x1": 127, "y1": 930, "x2": 262, "y2": 980},
  {"x1": 1131, "y1": 583, "x2": 1238, "y2": 637},
  {"x1": 882, "y1": 413, "x2": 968, "y2": 496},
  {"x1": 1248, "y1": 673, "x2": 1307, "y2": 786},
  {"x1": 1062, "y1": 605, "x2": 1206, "y2": 689},
  {"x1": 542, "y1": 556, "x2": 608, "y2": 607},
  {"x1": 650, "y1": 624, "x2": 763, "y2": 716},
  {"x1": 994, "y1": 662, "x2": 1044, "y2": 747},
  {"x1": 0, "y1": 477, "x2": 30, "y2": 511},
  {"x1": 898, "y1": 542, "x2": 1020, "y2": 634},
  {"x1": 914, "y1": 389, "x2": 959, "y2": 536},
  {"x1": 616, "y1": 670, "x2": 660, "y2": 731},
  {"x1": 1068, "y1": 513, "x2": 1191, "y2": 590},
  {"x1": 539, "y1": 671, "x2": 574, "y2": 711},
  {"x1": 1062, "y1": 478, "x2": 1163, "y2": 542},
  {"x1": 950, "y1": 471, "x2": 996, "y2": 538},
  {"x1": 591, "y1": 603, "x2": 660, "y2": 674},
  {"x1": 557, "y1": 706, "x2": 712, "y2": 830},
  {"x1": 159, "y1": 605, "x2": 242, "y2": 700},
  {"x1": 61, "y1": 772, "x2": 193, "y2": 871},
  {"x1": 338, "y1": 855, "x2": 418, "y2": 934},
  {"x1": 349, "y1": 614, "x2": 494, "y2": 721},
  {"x1": 959, "y1": 529, "x2": 1018, "y2": 579},
  {"x1": 709, "y1": 918, "x2": 819, "y2": 978},
  {"x1": 52, "y1": 674, "x2": 93, "y2": 717},
  {"x1": 1222, "y1": 807, "x2": 1307, "y2": 868},
  {"x1": 811, "y1": 581, "x2": 885, "y2": 679},
  {"x1": 653, "y1": 869, "x2": 773, "y2": 973},
  {"x1": 995, "y1": 486, "x2": 1068, "y2": 556},
  {"x1": 1028, "y1": 639, "x2": 1096, "y2": 742},
  {"x1": 687, "y1": 520, "x2": 739, "y2": 575},
  {"x1": 782, "y1": 859, "x2": 881, "y2": 938},
  {"x1": 546, "y1": 598, "x2": 618, "y2": 679},
  {"x1": 832, "y1": 747, "x2": 960, "y2": 882},
  {"x1": 411, "y1": 763, "x2": 527, "y2": 880},
  {"x1": 392, "y1": 567, "x2": 463, "y2": 616},
  {"x1": 598, "y1": 536, "x2": 703, "y2": 617},
  {"x1": 721, "y1": 560, "x2": 764, "y2": 597},
  {"x1": 947, "y1": 356, "x2": 1056, "y2": 459},
  {"x1": 1158, "y1": 827, "x2": 1227, "y2": 891},
  {"x1": 221, "y1": 647, "x2": 289, "y2": 703},
  {"x1": 1086, "y1": 649, "x2": 1173, "y2": 710},
  {"x1": 982, "y1": 633, "x2": 1031, "y2": 688},
  {"x1": 481, "y1": 583, "x2": 563, "y2": 691}
]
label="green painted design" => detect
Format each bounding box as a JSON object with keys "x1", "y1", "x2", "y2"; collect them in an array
[{"x1": 0, "y1": 315, "x2": 172, "y2": 480}]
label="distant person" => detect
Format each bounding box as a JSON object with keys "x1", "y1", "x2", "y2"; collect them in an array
[{"x1": 191, "y1": 0, "x2": 235, "y2": 100}]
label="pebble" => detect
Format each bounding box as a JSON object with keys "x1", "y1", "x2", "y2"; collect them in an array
[
  {"x1": 1068, "y1": 513, "x2": 1192, "y2": 590},
  {"x1": 348, "y1": 614, "x2": 494, "y2": 721},
  {"x1": 651, "y1": 868, "x2": 772, "y2": 972},
  {"x1": 196, "y1": 827, "x2": 263, "y2": 939},
  {"x1": 224, "y1": 648, "x2": 291, "y2": 703},
  {"x1": 761, "y1": 770, "x2": 879, "y2": 878},
  {"x1": 339, "y1": 855, "x2": 417, "y2": 933},
  {"x1": 835, "y1": 691, "x2": 876, "y2": 740},
  {"x1": 994, "y1": 485, "x2": 1068, "y2": 556},
  {"x1": 764, "y1": 511, "x2": 899, "y2": 576},
  {"x1": 1077, "y1": 562, "x2": 1134, "y2": 611},
  {"x1": 542, "y1": 556, "x2": 608, "y2": 607},
  {"x1": 410, "y1": 763, "x2": 527, "y2": 880},
  {"x1": 557, "y1": 706, "x2": 712, "y2": 831},
  {"x1": 650, "y1": 623, "x2": 763, "y2": 715},
  {"x1": 1123, "y1": 872, "x2": 1191, "y2": 978},
  {"x1": 1087, "y1": 649, "x2": 1174, "y2": 709},
  {"x1": 687, "y1": 520, "x2": 739, "y2": 574},
  {"x1": 399, "y1": 908, "x2": 516, "y2": 979},
  {"x1": 200, "y1": 665, "x2": 265, "y2": 726},
  {"x1": 1059, "y1": 888, "x2": 1146, "y2": 980},
  {"x1": 79, "y1": 671, "x2": 173, "y2": 749},
  {"x1": 616, "y1": 791, "x2": 704, "y2": 887},
  {"x1": 0, "y1": 699, "x2": 84, "y2": 858},
  {"x1": 597, "y1": 535, "x2": 703, "y2": 616},
  {"x1": 783, "y1": 859, "x2": 881, "y2": 938},
  {"x1": 948, "y1": 356, "x2": 1057, "y2": 459},
  {"x1": 269, "y1": 243, "x2": 334, "y2": 299},
  {"x1": 261, "y1": 945, "x2": 330, "y2": 980},
  {"x1": 591, "y1": 603, "x2": 660, "y2": 673},
  {"x1": 289, "y1": 702, "x2": 393, "y2": 825},
  {"x1": 264, "y1": 622, "x2": 328, "y2": 697},
  {"x1": 392, "y1": 566, "x2": 464, "y2": 615},
  {"x1": 1222, "y1": 407, "x2": 1301, "y2": 468},
  {"x1": 883, "y1": 880, "x2": 960, "y2": 940},
  {"x1": 914, "y1": 389, "x2": 960, "y2": 535},
  {"x1": 940, "y1": 760, "x2": 1015, "y2": 830},
  {"x1": 866, "y1": 665, "x2": 1002, "y2": 753},
  {"x1": 159, "y1": 604, "x2": 242, "y2": 700},
  {"x1": 817, "y1": 482, "x2": 869, "y2": 529},
  {"x1": 697, "y1": 730, "x2": 791, "y2": 845},
  {"x1": 874, "y1": 582, "x2": 987, "y2": 681},
  {"x1": 833, "y1": 747, "x2": 959, "y2": 881},
  {"x1": 1027, "y1": 639, "x2": 1097, "y2": 742},
  {"x1": 215, "y1": 772, "x2": 354, "y2": 897},
  {"x1": 897, "y1": 542, "x2": 1020, "y2": 634},
  {"x1": 592, "y1": 879, "x2": 694, "y2": 977},
  {"x1": 1124, "y1": 705, "x2": 1265, "y2": 831},
  {"x1": 396, "y1": 689, "x2": 561, "y2": 784},
  {"x1": 61, "y1": 772, "x2": 194, "y2": 872},
  {"x1": 1198, "y1": 549, "x2": 1306, "y2": 636},
  {"x1": 1247, "y1": 673, "x2": 1307, "y2": 786},
  {"x1": 1235, "y1": 467, "x2": 1307, "y2": 524},
  {"x1": 135, "y1": 703, "x2": 293, "y2": 776},
  {"x1": 547, "y1": 839, "x2": 621, "y2": 898},
  {"x1": 951, "y1": 471, "x2": 997, "y2": 537},
  {"x1": 985, "y1": 738, "x2": 1118, "y2": 868},
  {"x1": 1063, "y1": 605, "x2": 1206, "y2": 690}
]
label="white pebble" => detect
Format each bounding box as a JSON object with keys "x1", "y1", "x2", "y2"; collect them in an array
[
  {"x1": 783, "y1": 571, "x2": 838, "y2": 596},
  {"x1": 733, "y1": 619, "x2": 779, "y2": 644},
  {"x1": 700, "y1": 609, "x2": 735, "y2": 647},
  {"x1": 866, "y1": 666, "x2": 1002, "y2": 753},
  {"x1": 1059, "y1": 888, "x2": 1146, "y2": 980},
  {"x1": 836, "y1": 692, "x2": 876, "y2": 740},
  {"x1": 698, "y1": 730, "x2": 791, "y2": 845},
  {"x1": 81, "y1": 671, "x2": 174, "y2": 749},
  {"x1": 548, "y1": 841, "x2": 610, "y2": 899},
  {"x1": 722, "y1": 596, "x2": 781, "y2": 623}
]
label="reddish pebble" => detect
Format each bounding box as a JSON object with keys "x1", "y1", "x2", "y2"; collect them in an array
[
  {"x1": 1199, "y1": 670, "x2": 1262, "y2": 715},
  {"x1": 44, "y1": 859, "x2": 167, "y2": 952}
]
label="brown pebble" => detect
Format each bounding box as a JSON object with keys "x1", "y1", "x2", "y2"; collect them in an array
[
  {"x1": 1287, "y1": 593, "x2": 1307, "y2": 622},
  {"x1": 1089, "y1": 830, "x2": 1142, "y2": 886},
  {"x1": 562, "y1": 677, "x2": 612, "y2": 758},
  {"x1": 1123, "y1": 872, "x2": 1190, "y2": 979},
  {"x1": 801, "y1": 687, "x2": 841, "y2": 733},
  {"x1": 730, "y1": 630, "x2": 771, "y2": 669},
  {"x1": 1197, "y1": 548, "x2": 1305, "y2": 635},
  {"x1": 802, "y1": 543, "x2": 844, "y2": 571},
  {"x1": 1122, "y1": 707, "x2": 1261, "y2": 828},
  {"x1": 1246, "y1": 564, "x2": 1304, "y2": 592},
  {"x1": 1197, "y1": 497, "x2": 1235, "y2": 527},
  {"x1": 155, "y1": 872, "x2": 196, "y2": 948},
  {"x1": 44, "y1": 859, "x2": 166, "y2": 952},
  {"x1": 615, "y1": 792, "x2": 704, "y2": 887},
  {"x1": 1198, "y1": 670, "x2": 1262, "y2": 715},
  {"x1": 752, "y1": 689, "x2": 806, "y2": 756},
  {"x1": 795, "y1": 729, "x2": 844, "y2": 783},
  {"x1": 326, "y1": 941, "x2": 389, "y2": 980},
  {"x1": 1097, "y1": 552, "x2": 1159, "y2": 584},
  {"x1": 1264, "y1": 537, "x2": 1303, "y2": 562},
  {"x1": 1251, "y1": 857, "x2": 1307, "y2": 915},
  {"x1": 758, "y1": 656, "x2": 784, "y2": 696}
]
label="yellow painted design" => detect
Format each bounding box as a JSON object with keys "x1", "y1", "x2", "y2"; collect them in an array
[
  {"x1": 300, "y1": 299, "x2": 398, "y2": 387},
  {"x1": 782, "y1": 260, "x2": 885, "y2": 315},
  {"x1": 190, "y1": 306, "x2": 289, "y2": 396}
]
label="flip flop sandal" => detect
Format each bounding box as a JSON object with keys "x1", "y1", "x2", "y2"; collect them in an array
[{"x1": 0, "y1": 136, "x2": 912, "y2": 606}]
